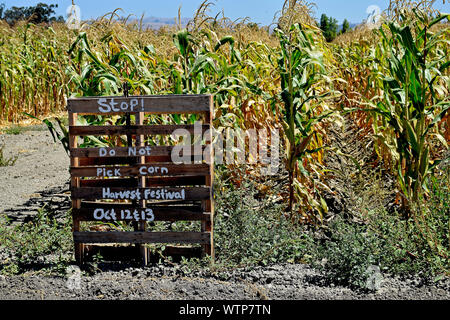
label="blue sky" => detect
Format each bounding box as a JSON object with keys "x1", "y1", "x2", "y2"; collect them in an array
[{"x1": 2, "y1": 0, "x2": 449, "y2": 25}]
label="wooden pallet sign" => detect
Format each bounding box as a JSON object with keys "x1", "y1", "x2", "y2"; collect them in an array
[{"x1": 67, "y1": 94, "x2": 214, "y2": 265}]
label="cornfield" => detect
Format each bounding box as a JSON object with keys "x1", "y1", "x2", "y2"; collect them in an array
[{"x1": 0, "y1": 0, "x2": 448, "y2": 224}]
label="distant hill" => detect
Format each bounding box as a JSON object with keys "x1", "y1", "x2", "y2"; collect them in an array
[
  {"x1": 337, "y1": 22, "x2": 359, "y2": 31},
  {"x1": 130, "y1": 17, "x2": 360, "y2": 31},
  {"x1": 139, "y1": 16, "x2": 191, "y2": 29}
]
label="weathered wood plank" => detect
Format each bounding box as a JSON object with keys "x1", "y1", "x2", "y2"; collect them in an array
[
  {"x1": 80, "y1": 201, "x2": 203, "y2": 210},
  {"x1": 202, "y1": 96, "x2": 215, "y2": 258},
  {"x1": 69, "y1": 124, "x2": 210, "y2": 136},
  {"x1": 162, "y1": 246, "x2": 202, "y2": 259},
  {"x1": 70, "y1": 145, "x2": 205, "y2": 158},
  {"x1": 73, "y1": 206, "x2": 211, "y2": 222},
  {"x1": 72, "y1": 187, "x2": 211, "y2": 201},
  {"x1": 80, "y1": 178, "x2": 138, "y2": 188},
  {"x1": 78, "y1": 156, "x2": 174, "y2": 166},
  {"x1": 71, "y1": 164, "x2": 210, "y2": 178},
  {"x1": 73, "y1": 231, "x2": 211, "y2": 244},
  {"x1": 69, "y1": 112, "x2": 84, "y2": 264},
  {"x1": 67, "y1": 95, "x2": 212, "y2": 115},
  {"x1": 146, "y1": 176, "x2": 206, "y2": 186},
  {"x1": 135, "y1": 110, "x2": 148, "y2": 264},
  {"x1": 79, "y1": 176, "x2": 206, "y2": 188}
]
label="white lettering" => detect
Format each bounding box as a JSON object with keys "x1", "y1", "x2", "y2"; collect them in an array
[
  {"x1": 120, "y1": 101, "x2": 129, "y2": 111},
  {"x1": 99, "y1": 148, "x2": 116, "y2": 157},
  {"x1": 96, "y1": 168, "x2": 121, "y2": 177},
  {"x1": 138, "y1": 166, "x2": 169, "y2": 176},
  {"x1": 101, "y1": 188, "x2": 185, "y2": 201},
  {"x1": 93, "y1": 208, "x2": 154, "y2": 222},
  {"x1": 130, "y1": 99, "x2": 138, "y2": 111},
  {"x1": 93, "y1": 208, "x2": 104, "y2": 220},
  {"x1": 98, "y1": 98, "x2": 144, "y2": 113},
  {"x1": 97, "y1": 98, "x2": 111, "y2": 113},
  {"x1": 110, "y1": 98, "x2": 119, "y2": 112},
  {"x1": 102, "y1": 188, "x2": 141, "y2": 200},
  {"x1": 128, "y1": 146, "x2": 152, "y2": 156}
]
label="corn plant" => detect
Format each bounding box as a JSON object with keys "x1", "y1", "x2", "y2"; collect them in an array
[
  {"x1": 274, "y1": 23, "x2": 333, "y2": 219},
  {"x1": 371, "y1": 10, "x2": 449, "y2": 209},
  {"x1": 67, "y1": 30, "x2": 156, "y2": 97},
  {"x1": 0, "y1": 22, "x2": 69, "y2": 122},
  {"x1": 24, "y1": 112, "x2": 70, "y2": 154}
]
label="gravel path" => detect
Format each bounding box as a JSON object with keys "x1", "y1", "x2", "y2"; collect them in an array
[
  {"x1": 1, "y1": 264, "x2": 450, "y2": 300},
  {"x1": 0, "y1": 126, "x2": 449, "y2": 300},
  {"x1": 0, "y1": 128, "x2": 70, "y2": 222}
]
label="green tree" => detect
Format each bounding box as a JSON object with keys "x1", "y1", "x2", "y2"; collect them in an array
[
  {"x1": 2, "y1": 2, "x2": 63, "y2": 26},
  {"x1": 0, "y1": 3, "x2": 4, "y2": 19},
  {"x1": 247, "y1": 22, "x2": 260, "y2": 31},
  {"x1": 342, "y1": 19, "x2": 350, "y2": 34},
  {"x1": 320, "y1": 14, "x2": 329, "y2": 33},
  {"x1": 320, "y1": 14, "x2": 338, "y2": 42}
]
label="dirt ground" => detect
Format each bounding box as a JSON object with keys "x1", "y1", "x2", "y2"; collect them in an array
[
  {"x1": 0, "y1": 263, "x2": 449, "y2": 300},
  {"x1": 0, "y1": 127, "x2": 449, "y2": 300},
  {"x1": 0, "y1": 128, "x2": 70, "y2": 220}
]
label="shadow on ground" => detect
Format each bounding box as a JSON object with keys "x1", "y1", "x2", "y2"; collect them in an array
[{"x1": 2, "y1": 181, "x2": 71, "y2": 225}]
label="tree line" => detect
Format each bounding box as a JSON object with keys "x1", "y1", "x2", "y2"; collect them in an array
[
  {"x1": 320, "y1": 14, "x2": 351, "y2": 42},
  {"x1": 0, "y1": 2, "x2": 63, "y2": 26}
]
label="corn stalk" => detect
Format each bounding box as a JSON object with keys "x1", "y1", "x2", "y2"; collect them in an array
[
  {"x1": 274, "y1": 23, "x2": 333, "y2": 218},
  {"x1": 371, "y1": 9, "x2": 449, "y2": 211}
]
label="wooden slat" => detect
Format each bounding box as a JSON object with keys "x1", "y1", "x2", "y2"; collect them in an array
[
  {"x1": 72, "y1": 187, "x2": 211, "y2": 201},
  {"x1": 202, "y1": 95, "x2": 214, "y2": 258},
  {"x1": 162, "y1": 246, "x2": 202, "y2": 258},
  {"x1": 80, "y1": 201, "x2": 203, "y2": 210},
  {"x1": 73, "y1": 231, "x2": 211, "y2": 244},
  {"x1": 70, "y1": 146, "x2": 205, "y2": 158},
  {"x1": 80, "y1": 178, "x2": 138, "y2": 188},
  {"x1": 73, "y1": 206, "x2": 211, "y2": 222},
  {"x1": 83, "y1": 245, "x2": 143, "y2": 262},
  {"x1": 145, "y1": 176, "x2": 206, "y2": 186},
  {"x1": 78, "y1": 157, "x2": 134, "y2": 166},
  {"x1": 78, "y1": 156, "x2": 174, "y2": 166},
  {"x1": 79, "y1": 176, "x2": 206, "y2": 188},
  {"x1": 69, "y1": 112, "x2": 84, "y2": 264},
  {"x1": 71, "y1": 163, "x2": 210, "y2": 178},
  {"x1": 67, "y1": 95, "x2": 212, "y2": 115},
  {"x1": 69, "y1": 124, "x2": 210, "y2": 136},
  {"x1": 135, "y1": 110, "x2": 148, "y2": 265}
]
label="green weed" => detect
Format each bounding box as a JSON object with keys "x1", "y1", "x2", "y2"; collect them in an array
[
  {"x1": 0, "y1": 207, "x2": 73, "y2": 275},
  {"x1": 314, "y1": 169, "x2": 450, "y2": 290},
  {"x1": 213, "y1": 179, "x2": 314, "y2": 267},
  {"x1": 0, "y1": 144, "x2": 18, "y2": 166},
  {"x1": 3, "y1": 125, "x2": 24, "y2": 135}
]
